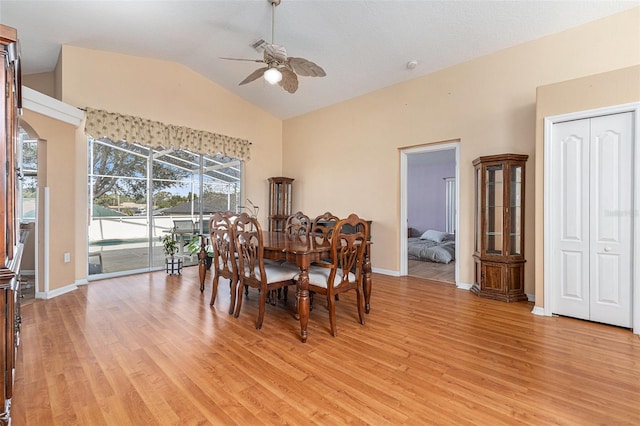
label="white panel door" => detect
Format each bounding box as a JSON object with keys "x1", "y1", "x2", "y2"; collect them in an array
[
  {"x1": 551, "y1": 119, "x2": 591, "y2": 320},
  {"x1": 551, "y1": 112, "x2": 633, "y2": 328},
  {"x1": 589, "y1": 113, "x2": 632, "y2": 327}
]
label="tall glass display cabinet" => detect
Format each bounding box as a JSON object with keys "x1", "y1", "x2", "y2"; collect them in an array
[
  {"x1": 472, "y1": 154, "x2": 528, "y2": 302},
  {"x1": 268, "y1": 177, "x2": 293, "y2": 232}
]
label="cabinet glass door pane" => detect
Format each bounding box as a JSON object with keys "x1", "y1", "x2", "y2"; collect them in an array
[
  {"x1": 275, "y1": 183, "x2": 283, "y2": 215},
  {"x1": 510, "y1": 165, "x2": 522, "y2": 255},
  {"x1": 475, "y1": 168, "x2": 481, "y2": 253},
  {"x1": 486, "y1": 165, "x2": 503, "y2": 254}
]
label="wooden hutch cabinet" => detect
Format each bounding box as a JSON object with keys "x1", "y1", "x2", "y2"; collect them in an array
[
  {"x1": 268, "y1": 177, "x2": 293, "y2": 232},
  {"x1": 0, "y1": 24, "x2": 23, "y2": 425},
  {"x1": 472, "y1": 154, "x2": 528, "y2": 302}
]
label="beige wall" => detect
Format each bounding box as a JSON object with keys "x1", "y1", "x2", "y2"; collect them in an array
[
  {"x1": 74, "y1": 123, "x2": 88, "y2": 281},
  {"x1": 55, "y1": 52, "x2": 62, "y2": 100},
  {"x1": 282, "y1": 8, "x2": 640, "y2": 292},
  {"x1": 23, "y1": 72, "x2": 56, "y2": 98},
  {"x1": 21, "y1": 110, "x2": 77, "y2": 292},
  {"x1": 534, "y1": 65, "x2": 640, "y2": 307}
]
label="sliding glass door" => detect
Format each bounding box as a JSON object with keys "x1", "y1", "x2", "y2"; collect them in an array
[{"x1": 88, "y1": 138, "x2": 241, "y2": 277}]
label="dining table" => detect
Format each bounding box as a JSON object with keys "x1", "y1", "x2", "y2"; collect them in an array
[
  {"x1": 197, "y1": 230, "x2": 372, "y2": 342},
  {"x1": 261, "y1": 231, "x2": 373, "y2": 343}
]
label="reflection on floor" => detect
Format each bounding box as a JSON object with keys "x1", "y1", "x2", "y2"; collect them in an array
[
  {"x1": 18, "y1": 246, "x2": 205, "y2": 303},
  {"x1": 408, "y1": 259, "x2": 455, "y2": 284}
]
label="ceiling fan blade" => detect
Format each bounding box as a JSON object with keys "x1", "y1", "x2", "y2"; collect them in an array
[
  {"x1": 279, "y1": 67, "x2": 298, "y2": 93},
  {"x1": 264, "y1": 44, "x2": 287, "y2": 64},
  {"x1": 239, "y1": 67, "x2": 269, "y2": 85},
  {"x1": 220, "y1": 57, "x2": 266, "y2": 63},
  {"x1": 288, "y1": 57, "x2": 326, "y2": 77}
]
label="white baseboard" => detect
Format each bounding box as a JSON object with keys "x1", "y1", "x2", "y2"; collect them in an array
[
  {"x1": 526, "y1": 293, "x2": 535, "y2": 302},
  {"x1": 75, "y1": 278, "x2": 89, "y2": 286},
  {"x1": 456, "y1": 282, "x2": 473, "y2": 290},
  {"x1": 20, "y1": 269, "x2": 35, "y2": 276},
  {"x1": 35, "y1": 283, "x2": 78, "y2": 299},
  {"x1": 531, "y1": 306, "x2": 546, "y2": 316},
  {"x1": 371, "y1": 267, "x2": 399, "y2": 276}
]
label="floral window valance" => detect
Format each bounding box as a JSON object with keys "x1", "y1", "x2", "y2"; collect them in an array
[{"x1": 84, "y1": 107, "x2": 251, "y2": 161}]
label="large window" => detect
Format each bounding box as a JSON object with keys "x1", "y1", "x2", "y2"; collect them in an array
[
  {"x1": 18, "y1": 127, "x2": 37, "y2": 222},
  {"x1": 88, "y1": 137, "x2": 241, "y2": 277}
]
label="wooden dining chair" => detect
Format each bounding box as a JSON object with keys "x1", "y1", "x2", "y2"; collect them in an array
[
  {"x1": 311, "y1": 211, "x2": 339, "y2": 246},
  {"x1": 284, "y1": 211, "x2": 311, "y2": 239},
  {"x1": 232, "y1": 213, "x2": 299, "y2": 329},
  {"x1": 305, "y1": 213, "x2": 368, "y2": 336},
  {"x1": 209, "y1": 211, "x2": 239, "y2": 314},
  {"x1": 311, "y1": 211, "x2": 339, "y2": 266},
  {"x1": 279, "y1": 211, "x2": 312, "y2": 303},
  {"x1": 308, "y1": 212, "x2": 341, "y2": 307}
]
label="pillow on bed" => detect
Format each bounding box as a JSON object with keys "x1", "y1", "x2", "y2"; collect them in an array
[{"x1": 420, "y1": 229, "x2": 448, "y2": 243}]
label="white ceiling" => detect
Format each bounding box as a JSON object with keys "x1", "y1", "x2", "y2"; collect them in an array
[{"x1": 1, "y1": 1, "x2": 637, "y2": 119}]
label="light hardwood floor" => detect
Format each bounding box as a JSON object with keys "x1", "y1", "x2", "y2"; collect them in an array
[
  {"x1": 408, "y1": 259, "x2": 455, "y2": 283},
  {"x1": 13, "y1": 266, "x2": 640, "y2": 425}
]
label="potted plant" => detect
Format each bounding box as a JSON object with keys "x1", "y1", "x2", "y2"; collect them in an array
[
  {"x1": 187, "y1": 235, "x2": 214, "y2": 270},
  {"x1": 162, "y1": 234, "x2": 182, "y2": 275}
]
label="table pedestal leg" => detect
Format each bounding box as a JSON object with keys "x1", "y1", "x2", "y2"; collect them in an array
[{"x1": 297, "y1": 267, "x2": 310, "y2": 343}]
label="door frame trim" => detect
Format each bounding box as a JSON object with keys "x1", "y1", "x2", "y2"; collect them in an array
[
  {"x1": 543, "y1": 102, "x2": 640, "y2": 335},
  {"x1": 399, "y1": 141, "x2": 460, "y2": 286}
]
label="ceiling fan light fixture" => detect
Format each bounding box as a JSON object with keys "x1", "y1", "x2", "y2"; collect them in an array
[
  {"x1": 223, "y1": 0, "x2": 324, "y2": 94},
  {"x1": 264, "y1": 67, "x2": 282, "y2": 84}
]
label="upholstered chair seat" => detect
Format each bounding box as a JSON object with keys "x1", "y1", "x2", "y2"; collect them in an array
[{"x1": 298, "y1": 267, "x2": 356, "y2": 289}]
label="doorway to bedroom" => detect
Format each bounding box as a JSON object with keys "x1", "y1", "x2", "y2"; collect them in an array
[{"x1": 400, "y1": 142, "x2": 459, "y2": 284}]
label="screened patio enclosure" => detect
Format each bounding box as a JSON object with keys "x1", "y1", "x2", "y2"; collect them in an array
[{"x1": 88, "y1": 137, "x2": 242, "y2": 276}]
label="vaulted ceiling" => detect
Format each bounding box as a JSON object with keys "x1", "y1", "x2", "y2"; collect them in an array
[{"x1": 1, "y1": 0, "x2": 637, "y2": 119}]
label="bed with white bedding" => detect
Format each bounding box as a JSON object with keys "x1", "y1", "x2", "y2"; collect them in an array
[{"x1": 408, "y1": 229, "x2": 455, "y2": 264}]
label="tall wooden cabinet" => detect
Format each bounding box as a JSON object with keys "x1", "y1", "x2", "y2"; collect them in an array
[
  {"x1": 268, "y1": 177, "x2": 293, "y2": 232},
  {"x1": 472, "y1": 154, "x2": 528, "y2": 302},
  {"x1": 0, "y1": 24, "x2": 23, "y2": 425}
]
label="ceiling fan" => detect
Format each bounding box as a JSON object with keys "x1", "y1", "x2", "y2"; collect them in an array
[{"x1": 221, "y1": 0, "x2": 326, "y2": 94}]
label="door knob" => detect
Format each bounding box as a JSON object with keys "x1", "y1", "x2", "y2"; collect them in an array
[{"x1": 604, "y1": 247, "x2": 612, "y2": 252}]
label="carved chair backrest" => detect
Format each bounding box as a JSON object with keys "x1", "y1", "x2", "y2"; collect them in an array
[
  {"x1": 233, "y1": 213, "x2": 266, "y2": 291},
  {"x1": 328, "y1": 214, "x2": 369, "y2": 291},
  {"x1": 209, "y1": 212, "x2": 237, "y2": 278},
  {"x1": 311, "y1": 212, "x2": 340, "y2": 245},
  {"x1": 284, "y1": 211, "x2": 311, "y2": 239}
]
